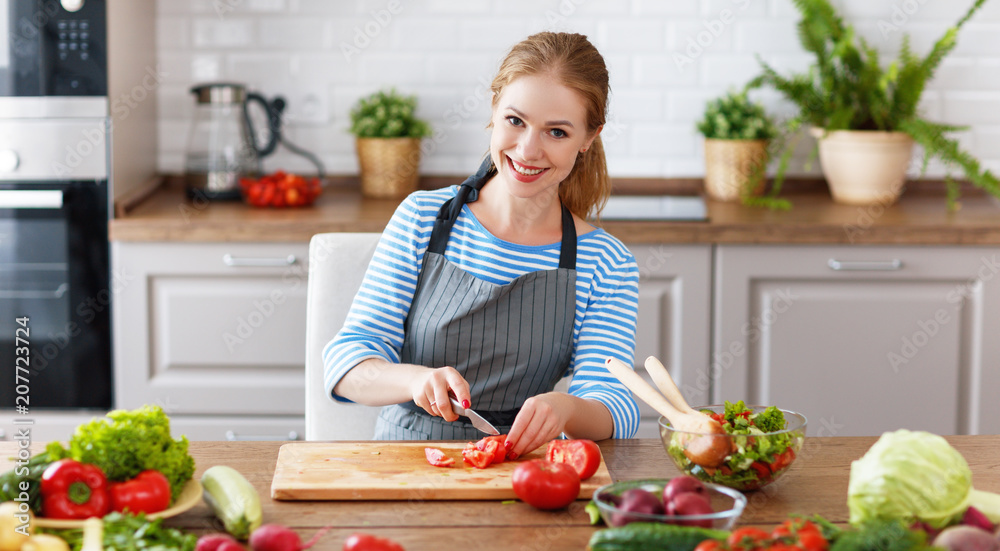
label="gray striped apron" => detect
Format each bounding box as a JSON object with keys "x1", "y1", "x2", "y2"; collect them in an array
[{"x1": 375, "y1": 161, "x2": 578, "y2": 440}]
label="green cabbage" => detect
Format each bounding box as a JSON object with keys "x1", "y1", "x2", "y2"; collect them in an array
[{"x1": 848, "y1": 430, "x2": 978, "y2": 529}]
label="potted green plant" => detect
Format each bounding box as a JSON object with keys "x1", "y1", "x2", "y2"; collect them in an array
[
  {"x1": 697, "y1": 90, "x2": 783, "y2": 207},
  {"x1": 349, "y1": 89, "x2": 432, "y2": 199},
  {"x1": 751, "y1": 0, "x2": 999, "y2": 209}
]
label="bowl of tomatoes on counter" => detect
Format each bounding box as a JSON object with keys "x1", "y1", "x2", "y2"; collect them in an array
[
  {"x1": 660, "y1": 401, "x2": 807, "y2": 492},
  {"x1": 240, "y1": 171, "x2": 322, "y2": 208},
  {"x1": 592, "y1": 476, "x2": 746, "y2": 530}
]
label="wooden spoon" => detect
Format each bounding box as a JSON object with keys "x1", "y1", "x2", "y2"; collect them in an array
[
  {"x1": 643, "y1": 356, "x2": 698, "y2": 414},
  {"x1": 605, "y1": 357, "x2": 731, "y2": 468}
]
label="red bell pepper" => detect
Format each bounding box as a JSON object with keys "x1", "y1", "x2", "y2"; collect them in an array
[
  {"x1": 40, "y1": 458, "x2": 111, "y2": 519},
  {"x1": 109, "y1": 469, "x2": 171, "y2": 514}
]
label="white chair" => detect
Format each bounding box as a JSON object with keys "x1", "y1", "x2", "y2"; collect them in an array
[{"x1": 304, "y1": 232, "x2": 383, "y2": 440}]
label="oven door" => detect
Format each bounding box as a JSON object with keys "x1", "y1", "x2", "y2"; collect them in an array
[{"x1": 0, "y1": 179, "x2": 110, "y2": 409}]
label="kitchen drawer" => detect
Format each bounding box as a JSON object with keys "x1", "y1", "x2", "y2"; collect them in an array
[
  {"x1": 167, "y1": 415, "x2": 305, "y2": 441},
  {"x1": 113, "y1": 242, "x2": 309, "y2": 416}
]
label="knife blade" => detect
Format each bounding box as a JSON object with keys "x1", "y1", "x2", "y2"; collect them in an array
[{"x1": 449, "y1": 397, "x2": 501, "y2": 435}]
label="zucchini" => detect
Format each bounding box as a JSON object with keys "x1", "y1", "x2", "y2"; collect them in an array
[
  {"x1": 588, "y1": 522, "x2": 728, "y2": 551},
  {"x1": 200, "y1": 465, "x2": 262, "y2": 540}
]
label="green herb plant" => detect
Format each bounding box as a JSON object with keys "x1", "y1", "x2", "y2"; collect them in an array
[
  {"x1": 349, "y1": 88, "x2": 432, "y2": 139},
  {"x1": 749, "y1": 0, "x2": 999, "y2": 209},
  {"x1": 697, "y1": 90, "x2": 789, "y2": 209}
]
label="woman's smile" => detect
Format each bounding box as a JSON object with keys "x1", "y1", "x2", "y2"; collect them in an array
[{"x1": 507, "y1": 156, "x2": 548, "y2": 181}]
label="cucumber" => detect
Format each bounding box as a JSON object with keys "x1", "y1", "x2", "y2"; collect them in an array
[
  {"x1": 588, "y1": 522, "x2": 728, "y2": 551},
  {"x1": 200, "y1": 465, "x2": 263, "y2": 540}
]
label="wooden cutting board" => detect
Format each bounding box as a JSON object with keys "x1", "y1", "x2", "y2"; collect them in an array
[{"x1": 270, "y1": 442, "x2": 612, "y2": 501}]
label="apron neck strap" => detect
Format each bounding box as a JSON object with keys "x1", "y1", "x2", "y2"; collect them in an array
[{"x1": 429, "y1": 157, "x2": 578, "y2": 270}]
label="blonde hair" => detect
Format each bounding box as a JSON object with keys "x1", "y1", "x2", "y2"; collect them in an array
[{"x1": 489, "y1": 32, "x2": 611, "y2": 219}]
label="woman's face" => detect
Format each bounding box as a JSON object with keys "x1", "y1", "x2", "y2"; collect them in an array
[{"x1": 489, "y1": 73, "x2": 599, "y2": 203}]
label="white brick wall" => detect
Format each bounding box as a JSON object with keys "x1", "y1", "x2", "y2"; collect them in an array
[{"x1": 156, "y1": 0, "x2": 1000, "y2": 179}]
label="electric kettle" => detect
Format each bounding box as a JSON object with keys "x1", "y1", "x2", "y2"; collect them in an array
[{"x1": 183, "y1": 82, "x2": 283, "y2": 200}]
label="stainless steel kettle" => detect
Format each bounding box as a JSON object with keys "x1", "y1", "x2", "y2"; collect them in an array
[{"x1": 183, "y1": 82, "x2": 283, "y2": 200}]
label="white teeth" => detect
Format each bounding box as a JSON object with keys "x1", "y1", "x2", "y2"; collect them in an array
[{"x1": 511, "y1": 160, "x2": 543, "y2": 176}]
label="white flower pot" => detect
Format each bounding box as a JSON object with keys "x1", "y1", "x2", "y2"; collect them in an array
[{"x1": 810, "y1": 128, "x2": 914, "y2": 206}]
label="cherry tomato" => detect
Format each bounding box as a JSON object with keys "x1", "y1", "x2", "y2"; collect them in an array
[
  {"x1": 727, "y1": 527, "x2": 771, "y2": 550},
  {"x1": 694, "y1": 540, "x2": 725, "y2": 551},
  {"x1": 795, "y1": 531, "x2": 828, "y2": 551},
  {"x1": 342, "y1": 533, "x2": 405, "y2": 551},
  {"x1": 424, "y1": 448, "x2": 454, "y2": 468},
  {"x1": 546, "y1": 439, "x2": 601, "y2": 480},
  {"x1": 511, "y1": 460, "x2": 581, "y2": 510}
]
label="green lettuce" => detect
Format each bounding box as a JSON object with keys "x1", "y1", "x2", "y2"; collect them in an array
[{"x1": 847, "y1": 429, "x2": 1000, "y2": 529}]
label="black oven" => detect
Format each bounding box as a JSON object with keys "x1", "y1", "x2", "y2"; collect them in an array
[
  {"x1": 2, "y1": 0, "x2": 107, "y2": 97},
  {"x1": 0, "y1": 115, "x2": 111, "y2": 411}
]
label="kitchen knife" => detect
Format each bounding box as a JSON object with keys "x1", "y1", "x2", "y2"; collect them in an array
[{"x1": 449, "y1": 397, "x2": 501, "y2": 435}]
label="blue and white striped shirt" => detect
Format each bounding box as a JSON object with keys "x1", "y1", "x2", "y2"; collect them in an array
[{"x1": 323, "y1": 186, "x2": 641, "y2": 438}]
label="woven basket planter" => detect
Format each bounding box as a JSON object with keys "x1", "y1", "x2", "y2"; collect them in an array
[
  {"x1": 356, "y1": 137, "x2": 422, "y2": 199},
  {"x1": 703, "y1": 139, "x2": 769, "y2": 202},
  {"x1": 810, "y1": 128, "x2": 914, "y2": 207}
]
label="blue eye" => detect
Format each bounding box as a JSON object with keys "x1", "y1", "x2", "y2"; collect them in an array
[
  {"x1": 550, "y1": 128, "x2": 568, "y2": 138},
  {"x1": 506, "y1": 116, "x2": 523, "y2": 126}
]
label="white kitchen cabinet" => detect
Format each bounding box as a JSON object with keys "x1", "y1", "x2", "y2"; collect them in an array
[
  {"x1": 713, "y1": 245, "x2": 1000, "y2": 436},
  {"x1": 112, "y1": 242, "x2": 310, "y2": 439},
  {"x1": 629, "y1": 244, "x2": 713, "y2": 438}
]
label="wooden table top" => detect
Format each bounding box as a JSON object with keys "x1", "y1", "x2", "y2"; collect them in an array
[
  {"x1": 109, "y1": 176, "x2": 1000, "y2": 244},
  {"x1": 7, "y1": 436, "x2": 998, "y2": 549}
]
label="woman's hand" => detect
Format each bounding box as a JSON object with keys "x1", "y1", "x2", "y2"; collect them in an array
[
  {"x1": 408, "y1": 366, "x2": 471, "y2": 423},
  {"x1": 505, "y1": 393, "x2": 615, "y2": 458},
  {"x1": 504, "y1": 393, "x2": 574, "y2": 458}
]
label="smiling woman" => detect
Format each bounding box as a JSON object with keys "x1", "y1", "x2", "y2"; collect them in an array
[{"x1": 324, "y1": 32, "x2": 640, "y2": 458}]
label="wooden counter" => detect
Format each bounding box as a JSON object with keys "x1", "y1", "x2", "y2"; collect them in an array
[
  {"x1": 6, "y1": 437, "x2": 1000, "y2": 549},
  {"x1": 110, "y1": 177, "x2": 1000, "y2": 244}
]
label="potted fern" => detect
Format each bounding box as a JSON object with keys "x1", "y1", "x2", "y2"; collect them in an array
[
  {"x1": 350, "y1": 88, "x2": 432, "y2": 199},
  {"x1": 751, "y1": 0, "x2": 999, "y2": 209},
  {"x1": 697, "y1": 90, "x2": 778, "y2": 204}
]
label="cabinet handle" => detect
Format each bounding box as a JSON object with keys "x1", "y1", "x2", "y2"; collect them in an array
[
  {"x1": 0, "y1": 428, "x2": 6, "y2": 440},
  {"x1": 225, "y1": 430, "x2": 300, "y2": 441},
  {"x1": 827, "y1": 259, "x2": 903, "y2": 271},
  {"x1": 222, "y1": 254, "x2": 297, "y2": 267}
]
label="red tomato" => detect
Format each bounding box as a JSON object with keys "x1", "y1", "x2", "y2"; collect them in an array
[
  {"x1": 424, "y1": 448, "x2": 454, "y2": 468},
  {"x1": 769, "y1": 448, "x2": 797, "y2": 474},
  {"x1": 750, "y1": 461, "x2": 772, "y2": 481},
  {"x1": 511, "y1": 460, "x2": 580, "y2": 510},
  {"x1": 342, "y1": 533, "x2": 405, "y2": 551},
  {"x1": 794, "y1": 531, "x2": 828, "y2": 551},
  {"x1": 461, "y1": 447, "x2": 493, "y2": 469},
  {"x1": 727, "y1": 527, "x2": 771, "y2": 550},
  {"x1": 475, "y1": 435, "x2": 508, "y2": 464},
  {"x1": 545, "y1": 439, "x2": 601, "y2": 480},
  {"x1": 694, "y1": 540, "x2": 725, "y2": 551},
  {"x1": 768, "y1": 545, "x2": 803, "y2": 551}
]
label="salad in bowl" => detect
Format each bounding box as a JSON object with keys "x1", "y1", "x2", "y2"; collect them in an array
[{"x1": 660, "y1": 401, "x2": 806, "y2": 492}]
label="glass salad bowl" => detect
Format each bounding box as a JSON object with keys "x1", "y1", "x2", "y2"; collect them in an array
[
  {"x1": 659, "y1": 404, "x2": 807, "y2": 492},
  {"x1": 592, "y1": 478, "x2": 746, "y2": 530}
]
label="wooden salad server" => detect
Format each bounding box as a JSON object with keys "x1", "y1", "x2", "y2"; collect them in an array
[{"x1": 605, "y1": 357, "x2": 731, "y2": 468}]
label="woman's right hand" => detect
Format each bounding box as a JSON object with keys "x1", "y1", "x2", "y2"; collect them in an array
[{"x1": 409, "y1": 366, "x2": 471, "y2": 423}]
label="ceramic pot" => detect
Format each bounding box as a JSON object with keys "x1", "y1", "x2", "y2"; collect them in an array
[{"x1": 810, "y1": 128, "x2": 914, "y2": 206}]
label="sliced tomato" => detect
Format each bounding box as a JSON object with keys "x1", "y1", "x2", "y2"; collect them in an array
[
  {"x1": 770, "y1": 448, "x2": 797, "y2": 474},
  {"x1": 475, "y1": 435, "x2": 508, "y2": 463},
  {"x1": 750, "y1": 461, "x2": 771, "y2": 481},
  {"x1": 424, "y1": 447, "x2": 454, "y2": 468},
  {"x1": 795, "y1": 531, "x2": 828, "y2": 551},
  {"x1": 694, "y1": 540, "x2": 724, "y2": 551},
  {"x1": 462, "y1": 448, "x2": 493, "y2": 469},
  {"x1": 545, "y1": 439, "x2": 601, "y2": 480}
]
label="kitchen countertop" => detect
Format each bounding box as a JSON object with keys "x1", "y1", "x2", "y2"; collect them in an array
[
  {"x1": 6, "y1": 436, "x2": 999, "y2": 548},
  {"x1": 109, "y1": 176, "x2": 1000, "y2": 244}
]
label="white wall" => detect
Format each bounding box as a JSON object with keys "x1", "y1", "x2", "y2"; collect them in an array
[{"x1": 155, "y1": 0, "x2": 1000, "y2": 181}]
